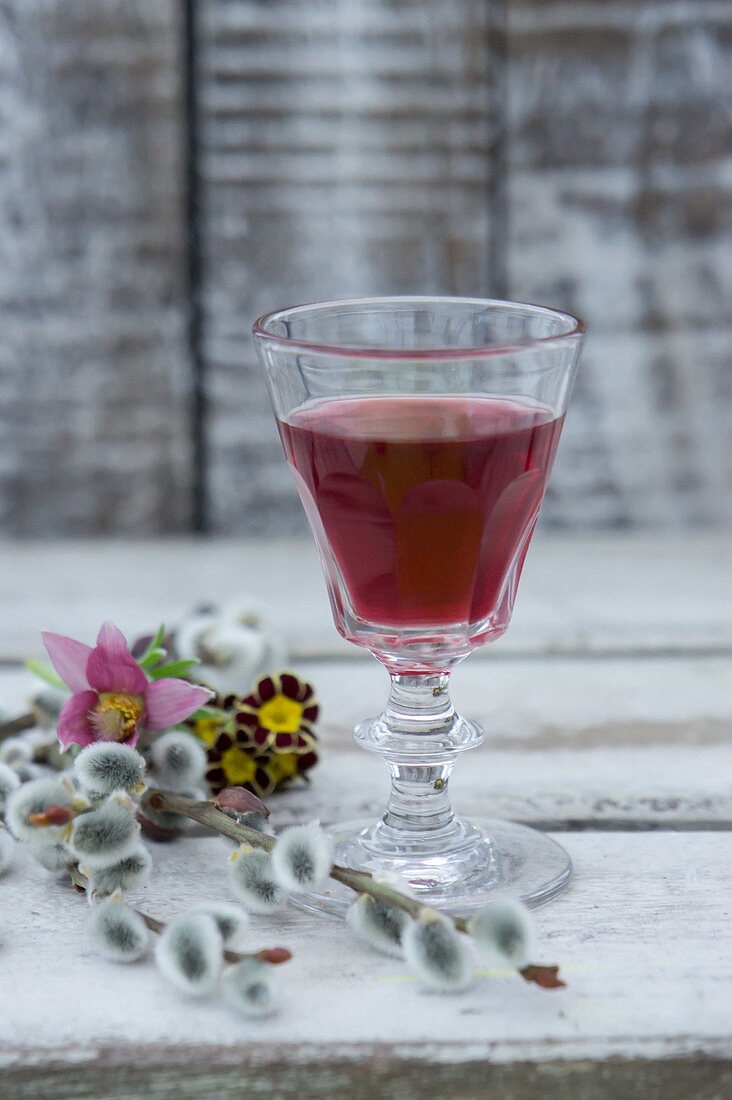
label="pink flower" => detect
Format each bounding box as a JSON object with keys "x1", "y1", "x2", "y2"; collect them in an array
[{"x1": 42, "y1": 621, "x2": 212, "y2": 750}]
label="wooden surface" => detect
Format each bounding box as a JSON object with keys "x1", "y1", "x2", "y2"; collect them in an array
[
  {"x1": 0, "y1": 0, "x2": 192, "y2": 536},
  {"x1": 1, "y1": 533, "x2": 732, "y2": 1097},
  {"x1": 0, "y1": 2, "x2": 730, "y2": 534},
  {"x1": 508, "y1": 0, "x2": 732, "y2": 529}
]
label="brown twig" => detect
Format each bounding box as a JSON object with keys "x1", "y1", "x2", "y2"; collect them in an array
[{"x1": 0, "y1": 712, "x2": 35, "y2": 741}]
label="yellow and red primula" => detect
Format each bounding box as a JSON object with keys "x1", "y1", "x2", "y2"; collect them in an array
[{"x1": 192, "y1": 672, "x2": 319, "y2": 797}]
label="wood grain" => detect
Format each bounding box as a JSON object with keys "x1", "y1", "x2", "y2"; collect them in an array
[
  {"x1": 507, "y1": 0, "x2": 732, "y2": 527},
  {"x1": 0, "y1": 0, "x2": 191, "y2": 535},
  {"x1": 196, "y1": 0, "x2": 505, "y2": 532}
]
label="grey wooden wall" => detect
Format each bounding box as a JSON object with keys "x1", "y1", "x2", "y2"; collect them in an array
[{"x1": 0, "y1": 0, "x2": 729, "y2": 535}]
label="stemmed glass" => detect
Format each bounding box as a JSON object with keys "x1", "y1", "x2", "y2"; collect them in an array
[{"x1": 253, "y1": 297, "x2": 584, "y2": 916}]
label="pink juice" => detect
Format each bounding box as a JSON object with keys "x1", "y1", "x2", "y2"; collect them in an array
[{"x1": 278, "y1": 395, "x2": 563, "y2": 630}]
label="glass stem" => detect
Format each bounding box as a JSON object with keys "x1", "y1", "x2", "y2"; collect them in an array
[{"x1": 380, "y1": 672, "x2": 458, "y2": 836}]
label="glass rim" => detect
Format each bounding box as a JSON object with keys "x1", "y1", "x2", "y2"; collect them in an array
[{"x1": 252, "y1": 295, "x2": 585, "y2": 361}]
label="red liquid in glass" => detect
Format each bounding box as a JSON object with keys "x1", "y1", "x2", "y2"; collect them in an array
[{"x1": 278, "y1": 396, "x2": 563, "y2": 629}]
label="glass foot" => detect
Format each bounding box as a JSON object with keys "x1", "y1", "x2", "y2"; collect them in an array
[{"x1": 290, "y1": 816, "x2": 572, "y2": 920}]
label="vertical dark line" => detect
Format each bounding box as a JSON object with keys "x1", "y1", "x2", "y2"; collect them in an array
[
  {"x1": 487, "y1": 0, "x2": 509, "y2": 299},
  {"x1": 183, "y1": 0, "x2": 207, "y2": 532}
]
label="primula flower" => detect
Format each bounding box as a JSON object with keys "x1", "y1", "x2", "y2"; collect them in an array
[
  {"x1": 200, "y1": 675, "x2": 319, "y2": 797},
  {"x1": 42, "y1": 622, "x2": 211, "y2": 750}
]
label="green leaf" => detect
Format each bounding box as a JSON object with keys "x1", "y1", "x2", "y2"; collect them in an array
[
  {"x1": 191, "y1": 706, "x2": 227, "y2": 722},
  {"x1": 25, "y1": 658, "x2": 67, "y2": 691},
  {"x1": 149, "y1": 658, "x2": 200, "y2": 681},
  {"x1": 138, "y1": 624, "x2": 167, "y2": 669},
  {"x1": 139, "y1": 647, "x2": 167, "y2": 670}
]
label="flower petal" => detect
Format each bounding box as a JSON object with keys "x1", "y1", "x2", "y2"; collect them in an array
[
  {"x1": 57, "y1": 691, "x2": 99, "y2": 749},
  {"x1": 42, "y1": 632, "x2": 92, "y2": 692},
  {"x1": 86, "y1": 621, "x2": 147, "y2": 695},
  {"x1": 144, "y1": 679, "x2": 212, "y2": 731}
]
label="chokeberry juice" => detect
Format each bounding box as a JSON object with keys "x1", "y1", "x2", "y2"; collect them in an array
[{"x1": 278, "y1": 395, "x2": 562, "y2": 630}]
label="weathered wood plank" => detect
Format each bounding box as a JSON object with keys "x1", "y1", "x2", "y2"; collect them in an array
[
  {"x1": 2, "y1": 831, "x2": 732, "y2": 1075},
  {"x1": 197, "y1": 0, "x2": 505, "y2": 532},
  {"x1": 0, "y1": 1, "x2": 191, "y2": 535},
  {"x1": 4, "y1": 1054, "x2": 732, "y2": 1100},
  {"x1": 0, "y1": 534, "x2": 729, "y2": 662},
  {"x1": 507, "y1": 0, "x2": 732, "y2": 526}
]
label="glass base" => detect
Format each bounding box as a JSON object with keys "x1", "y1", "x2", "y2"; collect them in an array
[{"x1": 290, "y1": 815, "x2": 572, "y2": 919}]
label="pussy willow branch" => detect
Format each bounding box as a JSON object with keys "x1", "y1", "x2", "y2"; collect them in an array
[
  {"x1": 145, "y1": 790, "x2": 566, "y2": 987},
  {"x1": 146, "y1": 790, "x2": 468, "y2": 930},
  {"x1": 70, "y1": 862, "x2": 291, "y2": 966},
  {"x1": 0, "y1": 712, "x2": 35, "y2": 742}
]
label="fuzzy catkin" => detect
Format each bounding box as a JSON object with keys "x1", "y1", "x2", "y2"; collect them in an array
[
  {"x1": 230, "y1": 848, "x2": 288, "y2": 913},
  {"x1": 222, "y1": 959, "x2": 280, "y2": 1017},
  {"x1": 150, "y1": 732, "x2": 206, "y2": 791},
  {"x1": 0, "y1": 738, "x2": 32, "y2": 767},
  {"x1": 189, "y1": 901, "x2": 248, "y2": 945},
  {"x1": 87, "y1": 847, "x2": 153, "y2": 898},
  {"x1": 346, "y1": 894, "x2": 410, "y2": 958},
  {"x1": 270, "y1": 823, "x2": 332, "y2": 893},
  {"x1": 75, "y1": 742, "x2": 146, "y2": 797},
  {"x1": 155, "y1": 912, "x2": 223, "y2": 995},
  {"x1": 403, "y1": 910, "x2": 474, "y2": 993},
  {"x1": 87, "y1": 897, "x2": 149, "y2": 962},
  {"x1": 0, "y1": 762, "x2": 20, "y2": 812},
  {"x1": 68, "y1": 794, "x2": 140, "y2": 868},
  {"x1": 29, "y1": 843, "x2": 76, "y2": 873},
  {"x1": 0, "y1": 829, "x2": 15, "y2": 875},
  {"x1": 468, "y1": 899, "x2": 536, "y2": 970}
]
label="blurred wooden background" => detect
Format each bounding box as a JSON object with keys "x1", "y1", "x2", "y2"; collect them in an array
[{"x1": 0, "y1": 0, "x2": 729, "y2": 536}]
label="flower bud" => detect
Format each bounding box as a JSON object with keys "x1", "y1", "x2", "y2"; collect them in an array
[
  {"x1": 222, "y1": 958, "x2": 281, "y2": 1017},
  {"x1": 69, "y1": 793, "x2": 140, "y2": 868},
  {"x1": 74, "y1": 742, "x2": 147, "y2": 798},
  {"x1": 155, "y1": 912, "x2": 223, "y2": 995},
  {"x1": 270, "y1": 823, "x2": 332, "y2": 893},
  {"x1": 229, "y1": 847, "x2": 287, "y2": 913},
  {"x1": 403, "y1": 909, "x2": 474, "y2": 993},
  {"x1": 87, "y1": 896, "x2": 149, "y2": 962},
  {"x1": 467, "y1": 898, "x2": 536, "y2": 970}
]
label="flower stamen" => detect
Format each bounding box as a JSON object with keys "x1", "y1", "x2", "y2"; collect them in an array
[{"x1": 89, "y1": 693, "x2": 145, "y2": 743}]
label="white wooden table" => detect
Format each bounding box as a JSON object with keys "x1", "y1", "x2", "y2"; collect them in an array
[{"x1": 2, "y1": 533, "x2": 732, "y2": 1098}]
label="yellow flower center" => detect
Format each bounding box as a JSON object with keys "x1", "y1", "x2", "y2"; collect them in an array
[
  {"x1": 220, "y1": 745, "x2": 258, "y2": 785},
  {"x1": 266, "y1": 753, "x2": 299, "y2": 784},
  {"x1": 91, "y1": 692, "x2": 144, "y2": 742},
  {"x1": 193, "y1": 716, "x2": 222, "y2": 746},
  {"x1": 257, "y1": 694, "x2": 304, "y2": 733}
]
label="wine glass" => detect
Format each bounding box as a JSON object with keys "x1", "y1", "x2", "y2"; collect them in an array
[{"x1": 253, "y1": 297, "x2": 584, "y2": 916}]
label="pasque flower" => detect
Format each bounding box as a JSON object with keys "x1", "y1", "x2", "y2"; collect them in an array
[{"x1": 42, "y1": 622, "x2": 211, "y2": 750}]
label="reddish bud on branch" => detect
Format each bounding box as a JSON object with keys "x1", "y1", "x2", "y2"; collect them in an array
[
  {"x1": 211, "y1": 786, "x2": 270, "y2": 818},
  {"x1": 257, "y1": 947, "x2": 292, "y2": 965},
  {"x1": 519, "y1": 964, "x2": 566, "y2": 990},
  {"x1": 29, "y1": 805, "x2": 72, "y2": 827}
]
